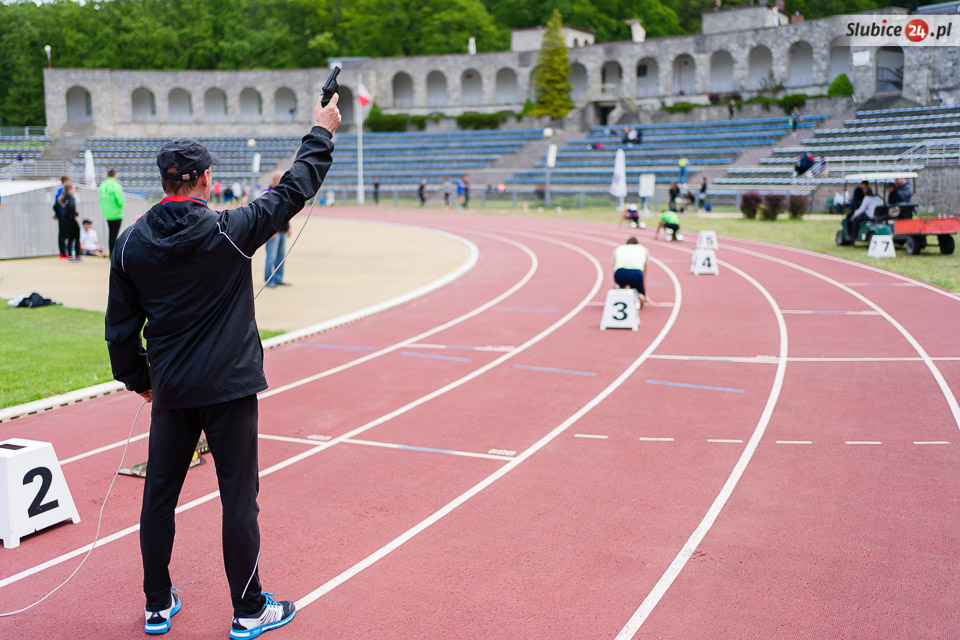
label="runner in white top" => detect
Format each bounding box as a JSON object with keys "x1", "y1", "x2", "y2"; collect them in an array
[{"x1": 612, "y1": 237, "x2": 652, "y2": 306}]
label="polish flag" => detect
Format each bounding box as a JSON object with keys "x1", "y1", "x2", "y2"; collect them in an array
[{"x1": 357, "y1": 81, "x2": 372, "y2": 108}]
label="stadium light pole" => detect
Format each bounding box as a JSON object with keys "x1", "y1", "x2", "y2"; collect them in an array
[{"x1": 44, "y1": 45, "x2": 51, "y2": 69}]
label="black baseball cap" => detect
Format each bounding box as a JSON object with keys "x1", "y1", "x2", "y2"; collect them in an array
[{"x1": 156, "y1": 137, "x2": 220, "y2": 182}]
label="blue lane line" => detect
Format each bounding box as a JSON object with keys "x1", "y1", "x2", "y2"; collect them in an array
[
  {"x1": 514, "y1": 364, "x2": 597, "y2": 376},
  {"x1": 400, "y1": 351, "x2": 472, "y2": 363},
  {"x1": 495, "y1": 306, "x2": 563, "y2": 313},
  {"x1": 295, "y1": 344, "x2": 375, "y2": 351},
  {"x1": 646, "y1": 379, "x2": 745, "y2": 393},
  {"x1": 396, "y1": 444, "x2": 466, "y2": 456}
]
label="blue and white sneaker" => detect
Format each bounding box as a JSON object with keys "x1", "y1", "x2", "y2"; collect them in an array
[
  {"x1": 229, "y1": 593, "x2": 296, "y2": 639},
  {"x1": 144, "y1": 588, "x2": 181, "y2": 635}
]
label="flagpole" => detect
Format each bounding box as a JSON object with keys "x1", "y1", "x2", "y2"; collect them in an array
[{"x1": 356, "y1": 75, "x2": 365, "y2": 205}]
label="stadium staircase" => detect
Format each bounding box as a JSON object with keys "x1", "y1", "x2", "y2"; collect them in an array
[{"x1": 41, "y1": 123, "x2": 95, "y2": 164}]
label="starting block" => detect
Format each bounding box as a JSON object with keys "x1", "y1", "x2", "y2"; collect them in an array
[
  {"x1": 1, "y1": 438, "x2": 80, "y2": 549},
  {"x1": 697, "y1": 230, "x2": 719, "y2": 252},
  {"x1": 600, "y1": 288, "x2": 640, "y2": 331},
  {"x1": 867, "y1": 234, "x2": 896, "y2": 258},
  {"x1": 119, "y1": 437, "x2": 209, "y2": 478},
  {"x1": 690, "y1": 248, "x2": 719, "y2": 275}
]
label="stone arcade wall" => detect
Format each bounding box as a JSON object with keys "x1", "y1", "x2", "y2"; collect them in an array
[{"x1": 43, "y1": 11, "x2": 960, "y2": 137}]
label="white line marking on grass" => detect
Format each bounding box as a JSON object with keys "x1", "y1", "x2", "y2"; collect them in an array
[
  {"x1": 574, "y1": 434, "x2": 608, "y2": 439},
  {"x1": 776, "y1": 440, "x2": 812, "y2": 445},
  {"x1": 291, "y1": 234, "x2": 684, "y2": 613},
  {"x1": 707, "y1": 439, "x2": 743, "y2": 444},
  {"x1": 845, "y1": 441, "x2": 882, "y2": 445},
  {"x1": 915, "y1": 441, "x2": 950, "y2": 445},
  {"x1": 0, "y1": 233, "x2": 596, "y2": 594},
  {"x1": 638, "y1": 437, "x2": 675, "y2": 442}
]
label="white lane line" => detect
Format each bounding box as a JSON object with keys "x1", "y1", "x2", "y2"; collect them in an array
[
  {"x1": 342, "y1": 438, "x2": 514, "y2": 461},
  {"x1": 257, "y1": 433, "x2": 320, "y2": 446},
  {"x1": 638, "y1": 437, "x2": 675, "y2": 442},
  {"x1": 707, "y1": 439, "x2": 743, "y2": 444},
  {"x1": 45, "y1": 233, "x2": 541, "y2": 471},
  {"x1": 649, "y1": 355, "x2": 778, "y2": 364},
  {"x1": 915, "y1": 441, "x2": 950, "y2": 445},
  {"x1": 574, "y1": 434, "x2": 608, "y2": 439},
  {"x1": 292, "y1": 233, "x2": 684, "y2": 613},
  {"x1": 613, "y1": 243, "x2": 789, "y2": 640},
  {"x1": 845, "y1": 440, "x2": 882, "y2": 445},
  {"x1": 842, "y1": 282, "x2": 919, "y2": 287},
  {"x1": 789, "y1": 357, "x2": 960, "y2": 362},
  {"x1": 0, "y1": 233, "x2": 598, "y2": 593},
  {"x1": 61, "y1": 432, "x2": 150, "y2": 465},
  {"x1": 776, "y1": 440, "x2": 812, "y2": 445},
  {"x1": 727, "y1": 245, "x2": 960, "y2": 435},
  {"x1": 781, "y1": 309, "x2": 880, "y2": 315}
]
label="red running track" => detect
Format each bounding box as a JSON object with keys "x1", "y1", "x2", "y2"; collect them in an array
[{"x1": 1, "y1": 211, "x2": 958, "y2": 639}]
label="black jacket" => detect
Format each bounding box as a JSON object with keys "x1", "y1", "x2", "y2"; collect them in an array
[{"x1": 105, "y1": 126, "x2": 334, "y2": 409}]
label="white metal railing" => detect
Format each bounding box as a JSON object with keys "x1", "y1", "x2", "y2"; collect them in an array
[
  {"x1": 0, "y1": 126, "x2": 48, "y2": 137},
  {"x1": 897, "y1": 138, "x2": 960, "y2": 170},
  {"x1": 792, "y1": 157, "x2": 827, "y2": 187},
  {"x1": 0, "y1": 161, "x2": 80, "y2": 180}
]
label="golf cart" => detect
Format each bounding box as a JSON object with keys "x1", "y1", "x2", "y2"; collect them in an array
[{"x1": 835, "y1": 172, "x2": 957, "y2": 255}]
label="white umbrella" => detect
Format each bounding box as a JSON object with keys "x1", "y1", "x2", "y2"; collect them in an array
[
  {"x1": 610, "y1": 148, "x2": 627, "y2": 211},
  {"x1": 83, "y1": 149, "x2": 96, "y2": 189}
]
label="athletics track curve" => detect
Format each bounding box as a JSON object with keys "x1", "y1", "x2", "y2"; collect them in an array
[{"x1": 0, "y1": 210, "x2": 957, "y2": 640}]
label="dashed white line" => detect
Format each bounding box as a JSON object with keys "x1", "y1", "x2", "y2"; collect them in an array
[
  {"x1": 574, "y1": 434, "x2": 608, "y2": 439},
  {"x1": 707, "y1": 439, "x2": 743, "y2": 444},
  {"x1": 914, "y1": 440, "x2": 951, "y2": 445},
  {"x1": 845, "y1": 440, "x2": 882, "y2": 445},
  {"x1": 638, "y1": 437, "x2": 674, "y2": 442},
  {"x1": 776, "y1": 440, "x2": 812, "y2": 445}
]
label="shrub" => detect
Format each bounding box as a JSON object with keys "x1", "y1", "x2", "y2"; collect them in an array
[
  {"x1": 409, "y1": 115, "x2": 428, "y2": 131},
  {"x1": 455, "y1": 111, "x2": 519, "y2": 130},
  {"x1": 520, "y1": 98, "x2": 535, "y2": 118},
  {"x1": 708, "y1": 92, "x2": 721, "y2": 106},
  {"x1": 788, "y1": 195, "x2": 809, "y2": 219},
  {"x1": 661, "y1": 101, "x2": 700, "y2": 114},
  {"x1": 741, "y1": 191, "x2": 762, "y2": 219},
  {"x1": 779, "y1": 94, "x2": 807, "y2": 115},
  {"x1": 365, "y1": 102, "x2": 408, "y2": 132},
  {"x1": 744, "y1": 96, "x2": 777, "y2": 111},
  {"x1": 762, "y1": 193, "x2": 785, "y2": 220},
  {"x1": 828, "y1": 73, "x2": 854, "y2": 97}
]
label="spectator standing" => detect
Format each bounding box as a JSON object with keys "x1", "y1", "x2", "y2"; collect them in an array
[
  {"x1": 231, "y1": 180, "x2": 243, "y2": 207},
  {"x1": 99, "y1": 169, "x2": 126, "y2": 256},
  {"x1": 456, "y1": 176, "x2": 465, "y2": 209},
  {"x1": 262, "y1": 172, "x2": 290, "y2": 288},
  {"x1": 443, "y1": 178, "x2": 453, "y2": 210},
  {"x1": 462, "y1": 175, "x2": 471, "y2": 208},
  {"x1": 668, "y1": 181, "x2": 680, "y2": 212},
  {"x1": 698, "y1": 176, "x2": 708, "y2": 211},
  {"x1": 728, "y1": 98, "x2": 736, "y2": 119},
  {"x1": 790, "y1": 106, "x2": 801, "y2": 133},
  {"x1": 54, "y1": 176, "x2": 72, "y2": 258},
  {"x1": 212, "y1": 180, "x2": 223, "y2": 203},
  {"x1": 418, "y1": 179, "x2": 427, "y2": 208},
  {"x1": 372, "y1": 177, "x2": 380, "y2": 205},
  {"x1": 677, "y1": 156, "x2": 688, "y2": 185},
  {"x1": 59, "y1": 183, "x2": 81, "y2": 261}
]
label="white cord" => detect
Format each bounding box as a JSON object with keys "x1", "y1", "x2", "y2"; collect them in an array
[
  {"x1": 0, "y1": 193, "x2": 321, "y2": 618},
  {"x1": 0, "y1": 399, "x2": 148, "y2": 617}
]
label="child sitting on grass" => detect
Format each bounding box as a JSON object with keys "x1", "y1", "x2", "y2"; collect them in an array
[{"x1": 79, "y1": 219, "x2": 103, "y2": 257}]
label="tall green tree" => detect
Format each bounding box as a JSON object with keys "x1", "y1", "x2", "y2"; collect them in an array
[{"x1": 531, "y1": 9, "x2": 573, "y2": 119}]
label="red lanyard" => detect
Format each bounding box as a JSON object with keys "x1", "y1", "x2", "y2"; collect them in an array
[{"x1": 160, "y1": 195, "x2": 207, "y2": 206}]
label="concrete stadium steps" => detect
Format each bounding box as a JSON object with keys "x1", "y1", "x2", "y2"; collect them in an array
[{"x1": 41, "y1": 123, "x2": 95, "y2": 163}]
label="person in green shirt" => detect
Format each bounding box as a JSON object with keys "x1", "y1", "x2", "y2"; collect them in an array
[
  {"x1": 99, "y1": 168, "x2": 126, "y2": 255},
  {"x1": 657, "y1": 210, "x2": 682, "y2": 241}
]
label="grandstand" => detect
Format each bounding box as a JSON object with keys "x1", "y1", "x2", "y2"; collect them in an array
[
  {"x1": 715, "y1": 104, "x2": 960, "y2": 188},
  {"x1": 505, "y1": 116, "x2": 825, "y2": 196},
  {"x1": 0, "y1": 136, "x2": 54, "y2": 179}
]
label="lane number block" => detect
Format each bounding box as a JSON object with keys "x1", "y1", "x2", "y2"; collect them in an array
[
  {"x1": 867, "y1": 235, "x2": 896, "y2": 258},
  {"x1": 600, "y1": 288, "x2": 639, "y2": 331},
  {"x1": 690, "y1": 248, "x2": 719, "y2": 275},
  {"x1": 696, "y1": 230, "x2": 719, "y2": 252}
]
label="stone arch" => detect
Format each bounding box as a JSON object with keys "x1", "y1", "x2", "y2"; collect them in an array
[
  {"x1": 66, "y1": 86, "x2": 92, "y2": 123},
  {"x1": 239, "y1": 88, "x2": 262, "y2": 121},
  {"x1": 570, "y1": 62, "x2": 588, "y2": 101},
  {"x1": 461, "y1": 69, "x2": 483, "y2": 106},
  {"x1": 392, "y1": 71, "x2": 414, "y2": 108},
  {"x1": 828, "y1": 37, "x2": 851, "y2": 83},
  {"x1": 601, "y1": 60, "x2": 623, "y2": 96},
  {"x1": 710, "y1": 50, "x2": 734, "y2": 93},
  {"x1": 131, "y1": 87, "x2": 156, "y2": 121},
  {"x1": 787, "y1": 40, "x2": 814, "y2": 87},
  {"x1": 274, "y1": 87, "x2": 296, "y2": 122},
  {"x1": 672, "y1": 54, "x2": 696, "y2": 95},
  {"x1": 876, "y1": 46, "x2": 904, "y2": 94},
  {"x1": 635, "y1": 58, "x2": 658, "y2": 98},
  {"x1": 168, "y1": 88, "x2": 192, "y2": 121},
  {"x1": 339, "y1": 85, "x2": 355, "y2": 125},
  {"x1": 495, "y1": 68, "x2": 519, "y2": 105},
  {"x1": 747, "y1": 46, "x2": 773, "y2": 90},
  {"x1": 426, "y1": 71, "x2": 449, "y2": 107},
  {"x1": 204, "y1": 88, "x2": 227, "y2": 122}
]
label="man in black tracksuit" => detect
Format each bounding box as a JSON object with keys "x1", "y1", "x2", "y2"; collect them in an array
[{"x1": 106, "y1": 93, "x2": 341, "y2": 638}]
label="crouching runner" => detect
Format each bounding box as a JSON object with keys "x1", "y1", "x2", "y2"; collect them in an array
[
  {"x1": 106, "y1": 93, "x2": 341, "y2": 638},
  {"x1": 613, "y1": 236, "x2": 652, "y2": 307}
]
